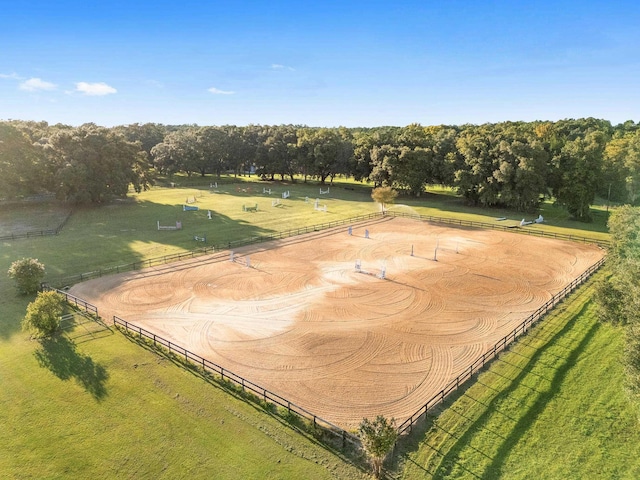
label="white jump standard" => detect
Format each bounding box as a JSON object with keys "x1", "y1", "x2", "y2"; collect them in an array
[{"x1": 157, "y1": 220, "x2": 182, "y2": 231}]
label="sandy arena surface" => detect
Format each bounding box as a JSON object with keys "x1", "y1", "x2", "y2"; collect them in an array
[{"x1": 70, "y1": 217, "x2": 604, "y2": 429}]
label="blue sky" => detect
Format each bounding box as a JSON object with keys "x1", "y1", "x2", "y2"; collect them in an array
[{"x1": 1, "y1": 0, "x2": 638, "y2": 127}]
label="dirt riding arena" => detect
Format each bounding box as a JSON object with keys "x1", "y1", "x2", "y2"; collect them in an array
[{"x1": 70, "y1": 217, "x2": 604, "y2": 429}]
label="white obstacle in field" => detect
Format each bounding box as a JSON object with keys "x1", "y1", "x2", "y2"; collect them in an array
[
  {"x1": 230, "y1": 251, "x2": 251, "y2": 268},
  {"x1": 193, "y1": 235, "x2": 206, "y2": 243},
  {"x1": 157, "y1": 220, "x2": 182, "y2": 231},
  {"x1": 263, "y1": 187, "x2": 271, "y2": 194},
  {"x1": 319, "y1": 187, "x2": 330, "y2": 195},
  {"x1": 186, "y1": 195, "x2": 197, "y2": 204},
  {"x1": 207, "y1": 210, "x2": 212, "y2": 220},
  {"x1": 210, "y1": 182, "x2": 218, "y2": 188},
  {"x1": 271, "y1": 199, "x2": 280, "y2": 207},
  {"x1": 282, "y1": 190, "x2": 290, "y2": 199},
  {"x1": 313, "y1": 198, "x2": 327, "y2": 212},
  {"x1": 305, "y1": 196, "x2": 309, "y2": 203},
  {"x1": 535, "y1": 214, "x2": 544, "y2": 223},
  {"x1": 354, "y1": 259, "x2": 386, "y2": 279},
  {"x1": 243, "y1": 204, "x2": 258, "y2": 212},
  {"x1": 377, "y1": 262, "x2": 386, "y2": 280},
  {"x1": 520, "y1": 218, "x2": 533, "y2": 226}
]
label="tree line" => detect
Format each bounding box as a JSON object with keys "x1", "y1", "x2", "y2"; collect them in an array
[
  {"x1": 595, "y1": 206, "x2": 640, "y2": 395},
  {"x1": 1, "y1": 118, "x2": 639, "y2": 220}
]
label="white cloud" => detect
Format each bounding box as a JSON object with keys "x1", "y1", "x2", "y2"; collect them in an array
[
  {"x1": 271, "y1": 63, "x2": 295, "y2": 71},
  {"x1": 0, "y1": 72, "x2": 22, "y2": 80},
  {"x1": 19, "y1": 77, "x2": 57, "y2": 91},
  {"x1": 75, "y1": 82, "x2": 117, "y2": 96},
  {"x1": 208, "y1": 87, "x2": 235, "y2": 95}
]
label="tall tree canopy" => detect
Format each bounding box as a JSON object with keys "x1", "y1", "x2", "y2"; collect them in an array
[{"x1": 1, "y1": 117, "x2": 636, "y2": 219}]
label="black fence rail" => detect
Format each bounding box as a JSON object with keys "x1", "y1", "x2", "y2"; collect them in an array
[
  {"x1": 385, "y1": 211, "x2": 611, "y2": 248},
  {"x1": 47, "y1": 212, "x2": 386, "y2": 287},
  {"x1": 0, "y1": 210, "x2": 73, "y2": 241},
  {"x1": 396, "y1": 255, "x2": 606, "y2": 436},
  {"x1": 47, "y1": 211, "x2": 608, "y2": 288},
  {"x1": 43, "y1": 285, "x2": 99, "y2": 318},
  {"x1": 113, "y1": 315, "x2": 361, "y2": 450}
]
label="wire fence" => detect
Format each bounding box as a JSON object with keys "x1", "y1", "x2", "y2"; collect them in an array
[
  {"x1": 396, "y1": 255, "x2": 606, "y2": 436},
  {"x1": 112, "y1": 315, "x2": 361, "y2": 450}
]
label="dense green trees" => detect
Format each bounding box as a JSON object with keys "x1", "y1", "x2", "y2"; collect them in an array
[
  {"x1": 1, "y1": 121, "x2": 152, "y2": 204},
  {"x1": 595, "y1": 206, "x2": 640, "y2": 394},
  {"x1": 1, "y1": 118, "x2": 638, "y2": 218}
]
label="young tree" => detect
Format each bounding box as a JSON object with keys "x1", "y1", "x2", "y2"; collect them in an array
[
  {"x1": 371, "y1": 186, "x2": 398, "y2": 212},
  {"x1": 7, "y1": 258, "x2": 46, "y2": 295},
  {"x1": 22, "y1": 291, "x2": 65, "y2": 337},
  {"x1": 358, "y1": 415, "x2": 398, "y2": 478}
]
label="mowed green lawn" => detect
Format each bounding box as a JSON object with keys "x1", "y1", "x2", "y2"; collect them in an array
[
  {"x1": 1, "y1": 176, "x2": 631, "y2": 479},
  {"x1": 397, "y1": 277, "x2": 640, "y2": 479}
]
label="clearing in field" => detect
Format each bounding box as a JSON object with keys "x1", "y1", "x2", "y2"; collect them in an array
[{"x1": 70, "y1": 217, "x2": 604, "y2": 429}]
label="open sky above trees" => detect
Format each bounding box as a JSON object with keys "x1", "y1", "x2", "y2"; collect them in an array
[{"x1": 1, "y1": 0, "x2": 639, "y2": 127}]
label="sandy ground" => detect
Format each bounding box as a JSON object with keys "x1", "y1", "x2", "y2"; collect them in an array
[{"x1": 70, "y1": 217, "x2": 604, "y2": 429}]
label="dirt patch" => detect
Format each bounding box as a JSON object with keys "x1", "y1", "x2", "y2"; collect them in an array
[{"x1": 70, "y1": 217, "x2": 604, "y2": 429}]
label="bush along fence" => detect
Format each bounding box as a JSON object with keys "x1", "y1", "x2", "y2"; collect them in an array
[
  {"x1": 112, "y1": 315, "x2": 361, "y2": 450},
  {"x1": 396, "y1": 255, "x2": 606, "y2": 436},
  {"x1": 43, "y1": 285, "x2": 99, "y2": 318},
  {"x1": 47, "y1": 211, "x2": 608, "y2": 288},
  {"x1": 0, "y1": 210, "x2": 73, "y2": 241}
]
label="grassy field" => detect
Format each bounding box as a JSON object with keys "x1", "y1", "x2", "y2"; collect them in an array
[
  {"x1": 396, "y1": 276, "x2": 640, "y2": 479},
  {"x1": 1, "y1": 175, "x2": 630, "y2": 479}
]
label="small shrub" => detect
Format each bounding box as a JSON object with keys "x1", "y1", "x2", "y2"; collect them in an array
[
  {"x1": 8, "y1": 258, "x2": 46, "y2": 295},
  {"x1": 22, "y1": 291, "x2": 65, "y2": 338}
]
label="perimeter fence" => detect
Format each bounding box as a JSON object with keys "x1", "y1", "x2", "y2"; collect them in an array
[
  {"x1": 396, "y1": 255, "x2": 606, "y2": 436},
  {"x1": 46, "y1": 211, "x2": 608, "y2": 287},
  {"x1": 0, "y1": 210, "x2": 73, "y2": 241},
  {"x1": 43, "y1": 286, "x2": 99, "y2": 318},
  {"x1": 112, "y1": 315, "x2": 361, "y2": 450},
  {"x1": 45, "y1": 212, "x2": 608, "y2": 444}
]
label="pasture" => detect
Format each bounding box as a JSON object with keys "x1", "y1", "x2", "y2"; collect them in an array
[{"x1": 2, "y1": 177, "x2": 636, "y2": 479}]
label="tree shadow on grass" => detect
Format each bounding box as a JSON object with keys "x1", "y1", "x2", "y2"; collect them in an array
[
  {"x1": 34, "y1": 334, "x2": 109, "y2": 401},
  {"x1": 426, "y1": 298, "x2": 597, "y2": 479}
]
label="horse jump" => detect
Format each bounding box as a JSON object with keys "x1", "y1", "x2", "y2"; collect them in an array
[{"x1": 157, "y1": 221, "x2": 182, "y2": 231}]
